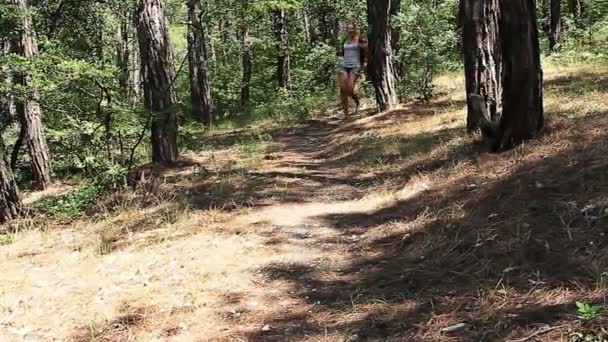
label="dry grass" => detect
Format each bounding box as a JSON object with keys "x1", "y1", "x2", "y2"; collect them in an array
[{"x1": 1, "y1": 61, "x2": 608, "y2": 341}]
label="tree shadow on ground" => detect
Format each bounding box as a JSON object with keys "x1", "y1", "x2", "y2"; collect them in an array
[
  {"x1": 545, "y1": 71, "x2": 608, "y2": 96},
  {"x1": 176, "y1": 124, "x2": 475, "y2": 213},
  {"x1": 245, "y1": 120, "x2": 608, "y2": 341}
]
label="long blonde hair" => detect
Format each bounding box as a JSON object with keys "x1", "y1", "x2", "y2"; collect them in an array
[{"x1": 347, "y1": 23, "x2": 361, "y2": 41}]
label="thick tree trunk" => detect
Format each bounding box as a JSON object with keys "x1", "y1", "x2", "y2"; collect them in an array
[
  {"x1": 460, "y1": 0, "x2": 502, "y2": 133},
  {"x1": 137, "y1": 0, "x2": 179, "y2": 163},
  {"x1": 11, "y1": 0, "x2": 52, "y2": 190},
  {"x1": 273, "y1": 9, "x2": 290, "y2": 90},
  {"x1": 0, "y1": 137, "x2": 22, "y2": 223},
  {"x1": 118, "y1": 7, "x2": 143, "y2": 101},
  {"x1": 187, "y1": 0, "x2": 214, "y2": 126},
  {"x1": 367, "y1": 0, "x2": 398, "y2": 111},
  {"x1": 549, "y1": 0, "x2": 562, "y2": 51},
  {"x1": 495, "y1": 0, "x2": 544, "y2": 151},
  {"x1": 240, "y1": 26, "x2": 252, "y2": 110}
]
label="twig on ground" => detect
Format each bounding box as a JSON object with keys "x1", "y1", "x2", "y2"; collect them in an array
[{"x1": 506, "y1": 325, "x2": 566, "y2": 342}]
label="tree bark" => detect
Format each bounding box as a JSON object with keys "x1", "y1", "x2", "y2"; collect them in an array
[
  {"x1": 460, "y1": 0, "x2": 502, "y2": 133},
  {"x1": 549, "y1": 0, "x2": 562, "y2": 51},
  {"x1": 273, "y1": 9, "x2": 290, "y2": 90},
  {"x1": 11, "y1": 0, "x2": 52, "y2": 190},
  {"x1": 568, "y1": 0, "x2": 584, "y2": 20},
  {"x1": 0, "y1": 137, "x2": 22, "y2": 223},
  {"x1": 0, "y1": 41, "x2": 17, "y2": 133},
  {"x1": 130, "y1": 26, "x2": 143, "y2": 100},
  {"x1": 240, "y1": 26, "x2": 252, "y2": 111},
  {"x1": 301, "y1": 7, "x2": 312, "y2": 46},
  {"x1": 136, "y1": 0, "x2": 179, "y2": 163},
  {"x1": 10, "y1": 124, "x2": 26, "y2": 170},
  {"x1": 187, "y1": 0, "x2": 214, "y2": 126},
  {"x1": 495, "y1": 0, "x2": 544, "y2": 151},
  {"x1": 367, "y1": 0, "x2": 398, "y2": 111},
  {"x1": 116, "y1": 12, "x2": 130, "y2": 95},
  {"x1": 391, "y1": 0, "x2": 406, "y2": 80}
]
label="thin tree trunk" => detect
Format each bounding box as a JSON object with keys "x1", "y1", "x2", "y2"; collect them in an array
[
  {"x1": 549, "y1": 0, "x2": 562, "y2": 51},
  {"x1": 130, "y1": 27, "x2": 142, "y2": 100},
  {"x1": 116, "y1": 12, "x2": 130, "y2": 95},
  {"x1": 136, "y1": 0, "x2": 179, "y2": 163},
  {"x1": 301, "y1": 7, "x2": 312, "y2": 46},
  {"x1": 218, "y1": 19, "x2": 228, "y2": 60},
  {"x1": 367, "y1": 0, "x2": 398, "y2": 111},
  {"x1": 188, "y1": 0, "x2": 214, "y2": 126},
  {"x1": 460, "y1": 0, "x2": 502, "y2": 133},
  {"x1": 0, "y1": 40, "x2": 17, "y2": 132},
  {"x1": 568, "y1": 0, "x2": 584, "y2": 21},
  {"x1": 240, "y1": 26, "x2": 252, "y2": 110},
  {"x1": 11, "y1": 0, "x2": 52, "y2": 190},
  {"x1": 10, "y1": 124, "x2": 26, "y2": 170},
  {"x1": 0, "y1": 136, "x2": 22, "y2": 223},
  {"x1": 391, "y1": 0, "x2": 405, "y2": 80},
  {"x1": 495, "y1": 0, "x2": 544, "y2": 151},
  {"x1": 273, "y1": 9, "x2": 290, "y2": 90}
]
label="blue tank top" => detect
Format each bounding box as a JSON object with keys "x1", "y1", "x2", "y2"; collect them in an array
[{"x1": 343, "y1": 40, "x2": 361, "y2": 68}]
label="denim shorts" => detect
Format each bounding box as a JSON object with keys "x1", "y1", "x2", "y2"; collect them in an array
[{"x1": 342, "y1": 66, "x2": 361, "y2": 76}]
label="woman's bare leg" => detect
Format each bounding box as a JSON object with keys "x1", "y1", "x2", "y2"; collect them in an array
[
  {"x1": 339, "y1": 71, "x2": 350, "y2": 117},
  {"x1": 349, "y1": 73, "x2": 360, "y2": 114}
]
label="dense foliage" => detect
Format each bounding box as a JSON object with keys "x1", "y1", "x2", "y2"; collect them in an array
[{"x1": 0, "y1": 0, "x2": 606, "y2": 191}]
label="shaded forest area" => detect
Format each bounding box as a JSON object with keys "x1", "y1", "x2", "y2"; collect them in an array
[{"x1": 1, "y1": 0, "x2": 608, "y2": 341}]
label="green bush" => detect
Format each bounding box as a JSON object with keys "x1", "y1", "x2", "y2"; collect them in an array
[{"x1": 34, "y1": 181, "x2": 108, "y2": 218}]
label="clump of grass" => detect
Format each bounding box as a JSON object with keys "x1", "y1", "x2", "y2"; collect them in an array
[
  {"x1": 86, "y1": 202, "x2": 190, "y2": 255},
  {"x1": 0, "y1": 233, "x2": 14, "y2": 245},
  {"x1": 34, "y1": 182, "x2": 107, "y2": 218}
]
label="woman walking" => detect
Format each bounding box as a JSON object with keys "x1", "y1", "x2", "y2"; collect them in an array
[{"x1": 338, "y1": 24, "x2": 368, "y2": 119}]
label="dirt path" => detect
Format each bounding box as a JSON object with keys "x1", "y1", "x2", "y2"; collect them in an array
[
  {"x1": 222, "y1": 116, "x2": 422, "y2": 341},
  {"x1": 4, "y1": 64, "x2": 608, "y2": 341},
  {"x1": 1, "y1": 115, "x2": 408, "y2": 342}
]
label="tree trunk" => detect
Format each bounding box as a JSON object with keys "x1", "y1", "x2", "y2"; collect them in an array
[
  {"x1": 460, "y1": 0, "x2": 502, "y2": 133},
  {"x1": 0, "y1": 40, "x2": 17, "y2": 133},
  {"x1": 549, "y1": 0, "x2": 562, "y2": 51},
  {"x1": 136, "y1": 0, "x2": 179, "y2": 163},
  {"x1": 273, "y1": 9, "x2": 290, "y2": 90},
  {"x1": 367, "y1": 0, "x2": 398, "y2": 111},
  {"x1": 218, "y1": 19, "x2": 228, "y2": 61},
  {"x1": 391, "y1": 0, "x2": 406, "y2": 81},
  {"x1": 301, "y1": 7, "x2": 312, "y2": 46},
  {"x1": 11, "y1": 0, "x2": 52, "y2": 190},
  {"x1": 240, "y1": 26, "x2": 252, "y2": 110},
  {"x1": 10, "y1": 124, "x2": 26, "y2": 170},
  {"x1": 0, "y1": 137, "x2": 22, "y2": 223},
  {"x1": 130, "y1": 27, "x2": 143, "y2": 100},
  {"x1": 116, "y1": 11, "x2": 130, "y2": 95},
  {"x1": 568, "y1": 0, "x2": 584, "y2": 20},
  {"x1": 495, "y1": 0, "x2": 544, "y2": 151},
  {"x1": 187, "y1": 0, "x2": 214, "y2": 126}
]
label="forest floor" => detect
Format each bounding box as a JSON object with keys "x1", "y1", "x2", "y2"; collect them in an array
[{"x1": 2, "y1": 62, "x2": 608, "y2": 342}]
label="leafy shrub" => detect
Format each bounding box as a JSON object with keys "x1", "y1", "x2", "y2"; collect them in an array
[{"x1": 34, "y1": 181, "x2": 108, "y2": 218}]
